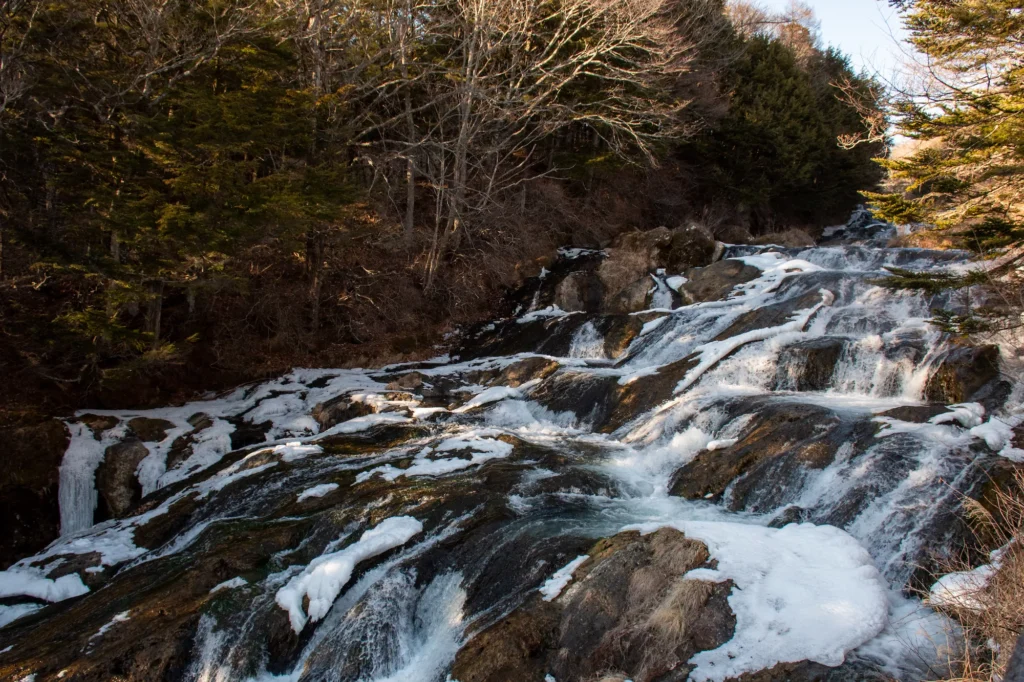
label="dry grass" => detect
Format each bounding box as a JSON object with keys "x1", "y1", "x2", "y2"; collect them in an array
[{"x1": 927, "y1": 470, "x2": 1024, "y2": 681}]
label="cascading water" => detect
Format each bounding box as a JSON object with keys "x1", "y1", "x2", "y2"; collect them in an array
[{"x1": 1, "y1": 214, "x2": 1022, "y2": 682}]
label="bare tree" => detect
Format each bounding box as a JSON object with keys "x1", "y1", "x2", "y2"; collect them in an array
[{"x1": 396, "y1": 0, "x2": 714, "y2": 288}]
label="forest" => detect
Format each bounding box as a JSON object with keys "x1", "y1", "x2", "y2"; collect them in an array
[{"x1": 0, "y1": 0, "x2": 885, "y2": 413}]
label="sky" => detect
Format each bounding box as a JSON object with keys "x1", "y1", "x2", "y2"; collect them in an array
[{"x1": 755, "y1": 0, "x2": 912, "y2": 80}]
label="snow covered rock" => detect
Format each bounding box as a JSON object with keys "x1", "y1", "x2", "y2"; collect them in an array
[{"x1": 450, "y1": 528, "x2": 734, "y2": 682}]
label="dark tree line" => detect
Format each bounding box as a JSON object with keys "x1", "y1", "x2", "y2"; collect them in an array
[{"x1": 0, "y1": 0, "x2": 885, "y2": 409}]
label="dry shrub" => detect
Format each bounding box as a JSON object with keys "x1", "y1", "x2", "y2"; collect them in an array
[
  {"x1": 927, "y1": 470, "x2": 1024, "y2": 681},
  {"x1": 888, "y1": 230, "x2": 963, "y2": 250}
]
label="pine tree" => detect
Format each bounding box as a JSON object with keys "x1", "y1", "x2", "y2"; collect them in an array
[{"x1": 869, "y1": 0, "x2": 1024, "y2": 254}]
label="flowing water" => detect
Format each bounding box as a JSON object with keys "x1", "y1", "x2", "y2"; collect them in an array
[{"x1": 1, "y1": 215, "x2": 1022, "y2": 682}]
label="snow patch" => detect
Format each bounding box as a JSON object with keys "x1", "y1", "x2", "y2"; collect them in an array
[
  {"x1": 625, "y1": 520, "x2": 889, "y2": 682},
  {"x1": 296, "y1": 483, "x2": 340, "y2": 502},
  {"x1": 275, "y1": 516, "x2": 424, "y2": 633},
  {"x1": 539, "y1": 555, "x2": 589, "y2": 601},
  {"x1": 210, "y1": 577, "x2": 249, "y2": 594},
  {"x1": 0, "y1": 570, "x2": 89, "y2": 603}
]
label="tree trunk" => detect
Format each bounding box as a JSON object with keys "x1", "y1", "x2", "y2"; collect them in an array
[
  {"x1": 306, "y1": 230, "x2": 325, "y2": 334},
  {"x1": 400, "y1": 0, "x2": 417, "y2": 246},
  {"x1": 147, "y1": 281, "x2": 164, "y2": 351}
]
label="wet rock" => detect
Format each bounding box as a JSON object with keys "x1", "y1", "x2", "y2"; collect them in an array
[
  {"x1": 775, "y1": 337, "x2": 847, "y2": 391},
  {"x1": 600, "y1": 315, "x2": 645, "y2": 359},
  {"x1": 450, "y1": 528, "x2": 734, "y2": 682},
  {"x1": 682, "y1": 259, "x2": 763, "y2": 303},
  {"x1": 877, "y1": 405, "x2": 949, "y2": 423},
  {"x1": 769, "y1": 505, "x2": 811, "y2": 528},
  {"x1": 531, "y1": 371, "x2": 620, "y2": 427},
  {"x1": 751, "y1": 228, "x2": 816, "y2": 248},
  {"x1": 736, "y1": 660, "x2": 896, "y2": 681},
  {"x1": 606, "y1": 277, "x2": 654, "y2": 314},
  {"x1": 79, "y1": 414, "x2": 119, "y2": 436},
  {"x1": 970, "y1": 376, "x2": 1014, "y2": 414},
  {"x1": 924, "y1": 344, "x2": 1000, "y2": 404},
  {"x1": 0, "y1": 518, "x2": 311, "y2": 682},
  {"x1": 604, "y1": 356, "x2": 698, "y2": 432},
  {"x1": 598, "y1": 225, "x2": 715, "y2": 307},
  {"x1": 311, "y1": 394, "x2": 375, "y2": 430},
  {"x1": 536, "y1": 355, "x2": 701, "y2": 433},
  {"x1": 553, "y1": 271, "x2": 604, "y2": 313},
  {"x1": 715, "y1": 290, "x2": 826, "y2": 341},
  {"x1": 96, "y1": 439, "x2": 149, "y2": 519},
  {"x1": 0, "y1": 418, "x2": 69, "y2": 569},
  {"x1": 671, "y1": 401, "x2": 876, "y2": 512},
  {"x1": 492, "y1": 357, "x2": 561, "y2": 388},
  {"x1": 127, "y1": 416, "x2": 174, "y2": 442},
  {"x1": 459, "y1": 314, "x2": 640, "y2": 362},
  {"x1": 132, "y1": 493, "x2": 202, "y2": 550},
  {"x1": 386, "y1": 371, "x2": 426, "y2": 391},
  {"x1": 227, "y1": 417, "x2": 273, "y2": 450}
]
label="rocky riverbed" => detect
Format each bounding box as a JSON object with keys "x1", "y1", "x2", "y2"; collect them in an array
[{"x1": 2, "y1": 212, "x2": 1022, "y2": 682}]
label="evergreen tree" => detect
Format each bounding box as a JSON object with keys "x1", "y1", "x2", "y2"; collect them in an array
[
  {"x1": 679, "y1": 33, "x2": 885, "y2": 229},
  {"x1": 869, "y1": 0, "x2": 1024, "y2": 254}
]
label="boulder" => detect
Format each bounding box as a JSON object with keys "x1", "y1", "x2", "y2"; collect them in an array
[
  {"x1": 96, "y1": 439, "x2": 149, "y2": 519},
  {"x1": 79, "y1": 414, "x2": 119, "y2": 437},
  {"x1": 877, "y1": 405, "x2": 949, "y2": 424},
  {"x1": 606, "y1": 277, "x2": 654, "y2": 314},
  {"x1": 450, "y1": 528, "x2": 734, "y2": 682},
  {"x1": 924, "y1": 345, "x2": 1000, "y2": 403},
  {"x1": 553, "y1": 271, "x2": 604, "y2": 313},
  {"x1": 227, "y1": 417, "x2": 273, "y2": 450},
  {"x1": 714, "y1": 290, "x2": 826, "y2": 341},
  {"x1": 531, "y1": 355, "x2": 700, "y2": 433},
  {"x1": 311, "y1": 394, "x2": 376, "y2": 430},
  {"x1": 600, "y1": 315, "x2": 645, "y2": 358},
  {"x1": 127, "y1": 417, "x2": 174, "y2": 442},
  {"x1": 665, "y1": 224, "x2": 718, "y2": 272},
  {"x1": 386, "y1": 372, "x2": 426, "y2": 392},
  {"x1": 716, "y1": 224, "x2": 755, "y2": 244},
  {"x1": 774, "y1": 337, "x2": 847, "y2": 392},
  {"x1": 681, "y1": 259, "x2": 762, "y2": 304},
  {"x1": 598, "y1": 225, "x2": 715, "y2": 306},
  {"x1": 751, "y1": 228, "x2": 816, "y2": 248},
  {"x1": 670, "y1": 401, "x2": 876, "y2": 513},
  {"x1": 492, "y1": 357, "x2": 561, "y2": 388}
]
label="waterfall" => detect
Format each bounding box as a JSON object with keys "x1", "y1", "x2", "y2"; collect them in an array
[{"x1": 2, "y1": 215, "x2": 1016, "y2": 682}]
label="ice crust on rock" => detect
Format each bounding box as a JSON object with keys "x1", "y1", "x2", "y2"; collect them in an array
[
  {"x1": 625, "y1": 520, "x2": 889, "y2": 682},
  {"x1": 357, "y1": 430, "x2": 514, "y2": 483},
  {"x1": 296, "y1": 483, "x2": 340, "y2": 502},
  {"x1": 0, "y1": 570, "x2": 90, "y2": 603},
  {"x1": 539, "y1": 555, "x2": 589, "y2": 601},
  {"x1": 275, "y1": 516, "x2": 424, "y2": 633}
]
